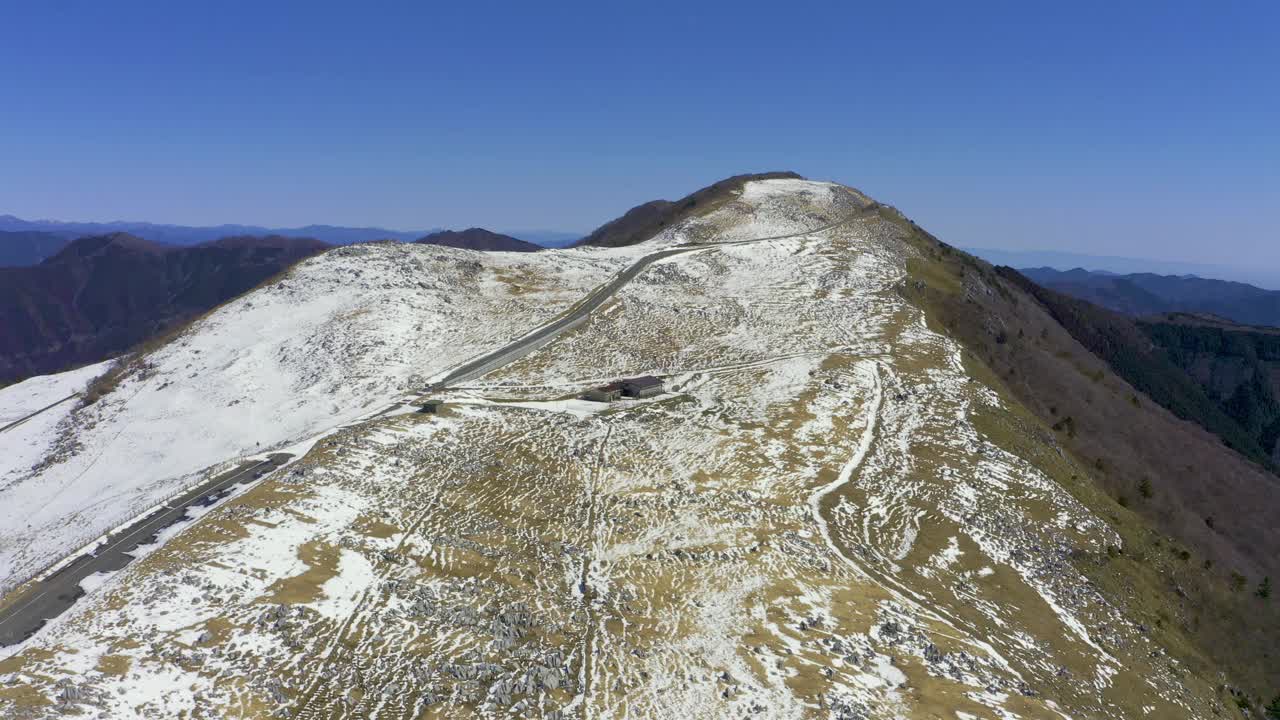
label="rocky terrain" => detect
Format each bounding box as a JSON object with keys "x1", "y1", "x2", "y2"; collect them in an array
[{"x1": 0, "y1": 179, "x2": 1272, "y2": 718}]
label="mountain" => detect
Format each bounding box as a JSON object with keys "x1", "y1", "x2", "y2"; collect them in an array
[
  {"x1": 0, "y1": 213, "x2": 428, "y2": 246},
  {"x1": 1022, "y1": 266, "x2": 1280, "y2": 326},
  {"x1": 414, "y1": 228, "x2": 541, "y2": 252},
  {"x1": 0, "y1": 177, "x2": 1276, "y2": 718},
  {"x1": 574, "y1": 170, "x2": 804, "y2": 247},
  {"x1": 0, "y1": 233, "x2": 328, "y2": 385},
  {"x1": 0, "y1": 230, "x2": 72, "y2": 267}
]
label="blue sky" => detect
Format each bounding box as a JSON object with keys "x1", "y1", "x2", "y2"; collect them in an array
[{"x1": 2, "y1": 1, "x2": 1276, "y2": 266}]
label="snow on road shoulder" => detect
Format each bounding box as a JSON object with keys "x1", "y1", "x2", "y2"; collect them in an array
[
  {"x1": 0, "y1": 360, "x2": 113, "y2": 424},
  {"x1": 0, "y1": 360, "x2": 114, "y2": 510}
]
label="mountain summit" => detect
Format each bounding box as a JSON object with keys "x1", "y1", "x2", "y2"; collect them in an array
[
  {"x1": 575, "y1": 171, "x2": 803, "y2": 248},
  {"x1": 415, "y1": 228, "x2": 541, "y2": 252},
  {"x1": 0, "y1": 177, "x2": 1275, "y2": 719}
]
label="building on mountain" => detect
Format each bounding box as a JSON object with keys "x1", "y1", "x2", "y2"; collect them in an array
[
  {"x1": 582, "y1": 376, "x2": 664, "y2": 402},
  {"x1": 583, "y1": 383, "x2": 624, "y2": 402},
  {"x1": 620, "y1": 376, "x2": 663, "y2": 398}
]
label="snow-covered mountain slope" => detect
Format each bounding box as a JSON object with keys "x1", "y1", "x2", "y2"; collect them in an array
[
  {"x1": 0, "y1": 360, "x2": 113, "y2": 487},
  {"x1": 0, "y1": 242, "x2": 634, "y2": 593},
  {"x1": 0, "y1": 180, "x2": 1246, "y2": 718}
]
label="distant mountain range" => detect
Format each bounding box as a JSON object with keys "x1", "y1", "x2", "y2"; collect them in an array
[
  {"x1": 0, "y1": 230, "x2": 68, "y2": 266},
  {"x1": 0, "y1": 214, "x2": 583, "y2": 266},
  {"x1": 0, "y1": 213, "x2": 426, "y2": 247},
  {"x1": 967, "y1": 246, "x2": 1280, "y2": 290},
  {"x1": 1021, "y1": 267, "x2": 1280, "y2": 327}
]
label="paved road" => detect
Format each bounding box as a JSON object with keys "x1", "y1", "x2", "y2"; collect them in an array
[
  {"x1": 0, "y1": 453, "x2": 291, "y2": 647},
  {"x1": 0, "y1": 393, "x2": 79, "y2": 435}
]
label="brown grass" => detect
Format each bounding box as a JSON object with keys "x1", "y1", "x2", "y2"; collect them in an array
[
  {"x1": 95, "y1": 654, "x2": 132, "y2": 677},
  {"x1": 0, "y1": 683, "x2": 51, "y2": 708},
  {"x1": 264, "y1": 540, "x2": 342, "y2": 605}
]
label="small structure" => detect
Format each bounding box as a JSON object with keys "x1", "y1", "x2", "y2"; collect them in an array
[
  {"x1": 620, "y1": 376, "x2": 664, "y2": 398},
  {"x1": 583, "y1": 383, "x2": 624, "y2": 403},
  {"x1": 583, "y1": 376, "x2": 665, "y2": 402},
  {"x1": 419, "y1": 400, "x2": 444, "y2": 414}
]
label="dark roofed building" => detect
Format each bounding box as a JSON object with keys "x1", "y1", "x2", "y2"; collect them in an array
[
  {"x1": 583, "y1": 377, "x2": 664, "y2": 402},
  {"x1": 620, "y1": 376, "x2": 663, "y2": 398}
]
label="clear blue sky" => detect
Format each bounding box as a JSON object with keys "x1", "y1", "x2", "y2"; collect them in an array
[{"x1": 2, "y1": 1, "x2": 1276, "y2": 265}]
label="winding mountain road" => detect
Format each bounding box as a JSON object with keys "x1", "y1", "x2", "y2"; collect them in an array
[{"x1": 424, "y1": 210, "x2": 866, "y2": 392}]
